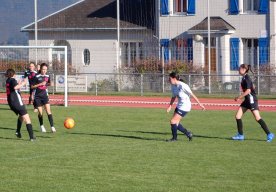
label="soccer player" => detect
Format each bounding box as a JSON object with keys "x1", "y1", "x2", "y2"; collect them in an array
[
  {"x1": 232, "y1": 64, "x2": 274, "y2": 142},
  {"x1": 23, "y1": 62, "x2": 37, "y2": 105},
  {"x1": 31, "y1": 63, "x2": 56, "y2": 133},
  {"x1": 5, "y1": 69, "x2": 35, "y2": 141},
  {"x1": 166, "y1": 72, "x2": 205, "y2": 142}
]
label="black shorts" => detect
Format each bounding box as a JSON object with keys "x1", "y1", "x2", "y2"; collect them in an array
[
  {"x1": 9, "y1": 104, "x2": 27, "y2": 116},
  {"x1": 174, "y1": 108, "x2": 188, "y2": 117},
  {"x1": 34, "y1": 97, "x2": 49, "y2": 107},
  {"x1": 240, "y1": 100, "x2": 259, "y2": 111}
]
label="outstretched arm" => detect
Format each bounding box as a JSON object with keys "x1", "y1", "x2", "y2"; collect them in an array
[{"x1": 191, "y1": 92, "x2": 205, "y2": 110}]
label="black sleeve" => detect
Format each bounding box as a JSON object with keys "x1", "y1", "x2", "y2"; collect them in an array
[
  {"x1": 23, "y1": 71, "x2": 28, "y2": 78},
  {"x1": 10, "y1": 78, "x2": 18, "y2": 90},
  {"x1": 244, "y1": 77, "x2": 253, "y2": 90}
]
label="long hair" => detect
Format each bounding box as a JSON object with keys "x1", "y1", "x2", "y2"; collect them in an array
[
  {"x1": 5, "y1": 69, "x2": 15, "y2": 78},
  {"x1": 39, "y1": 63, "x2": 48, "y2": 74},
  {"x1": 240, "y1": 64, "x2": 254, "y2": 75}
]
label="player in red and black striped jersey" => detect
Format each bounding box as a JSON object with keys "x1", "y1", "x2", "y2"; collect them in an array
[
  {"x1": 5, "y1": 69, "x2": 35, "y2": 141},
  {"x1": 31, "y1": 63, "x2": 56, "y2": 133},
  {"x1": 23, "y1": 62, "x2": 37, "y2": 105}
]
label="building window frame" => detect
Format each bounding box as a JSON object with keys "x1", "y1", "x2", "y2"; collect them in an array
[
  {"x1": 83, "y1": 48, "x2": 90, "y2": 66},
  {"x1": 121, "y1": 42, "x2": 143, "y2": 67},
  {"x1": 242, "y1": 0, "x2": 260, "y2": 13}
]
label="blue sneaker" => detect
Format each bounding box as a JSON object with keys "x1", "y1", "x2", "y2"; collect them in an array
[
  {"x1": 232, "y1": 133, "x2": 244, "y2": 141},
  {"x1": 267, "y1": 133, "x2": 274, "y2": 142}
]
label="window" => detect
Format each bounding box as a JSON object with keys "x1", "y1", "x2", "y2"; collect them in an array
[
  {"x1": 173, "y1": 0, "x2": 195, "y2": 15},
  {"x1": 171, "y1": 38, "x2": 193, "y2": 62},
  {"x1": 243, "y1": 0, "x2": 259, "y2": 13},
  {"x1": 174, "y1": 0, "x2": 187, "y2": 14},
  {"x1": 229, "y1": 0, "x2": 268, "y2": 14},
  {"x1": 243, "y1": 39, "x2": 258, "y2": 68},
  {"x1": 83, "y1": 49, "x2": 90, "y2": 65},
  {"x1": 121, "y1": 42, "x2": 143, "y2": 67}
]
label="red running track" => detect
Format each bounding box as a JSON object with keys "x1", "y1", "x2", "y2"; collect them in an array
[{"x1": 0, "y1": 93, "x2": 276, "y2": 111}]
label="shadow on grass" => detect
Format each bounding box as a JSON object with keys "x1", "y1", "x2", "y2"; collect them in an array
[
  {"x1": 119, "y1": 130, "x2": 170, "y2": 135},
  {"x1": 0, "y1": 126, "x2": 43, "y2": 133},
  {"x1": 193, "y1": 134, "x2": 265, "y2": 142},
  {"x1": 118, "y1": 130, "x2": 265, "y2": 142},
  {"x1": 68, "y1": 132, "x2": 165, "y2": 142}
]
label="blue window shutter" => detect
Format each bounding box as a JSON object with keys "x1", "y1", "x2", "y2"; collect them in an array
[
  {"x1": 258, "y1": 0, "x2": 268, "y2": 14},
  {"x1": 161, "y1": 0, "x2": 169, "y2": 15},
  {"x1": 187, "y1": 0, "x2": 195, "y2": 15},
  {"x1": 230, "y1": 38, "x2": 239, "y2": 70},
  {"x1": 259, "y1": 38, "x2": 269, "y2": 65},
  {"x1": 187, "y1": 38, "x2": 193, "y2": 61},
  {"x1": 229, "y1": 0, "x2": 239, "y2": 15},
  {"x1": 160, "y1": 39, "x2": 170, "y2": 62}
]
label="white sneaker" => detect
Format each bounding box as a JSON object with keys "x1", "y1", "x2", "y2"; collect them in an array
[
  {"x1": 40, "y1": 125, "x2": 46, "y2": 133},
  {"x1": 51, "y1": 127, "x2": 56, "y2": 133}
]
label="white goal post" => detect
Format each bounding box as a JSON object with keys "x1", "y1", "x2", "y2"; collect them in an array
[{"x1": 0, "y1": 45, "x2": 68, "y2": 107}]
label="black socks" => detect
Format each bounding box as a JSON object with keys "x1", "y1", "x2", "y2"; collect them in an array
[
  {"x1": 48, "y1": 114, "x2": 54, "y2": 127},
  {"x1": 26, "y1": 124, "x2": 34, "y2": 139},
  {"x1": 236, "y1": 119, "x2": 243, "y2": 135},
  {"x1": 171, "y1": 124, "x2": 178, "y2": 140},
  {"x1": 258, "y1": 119, "x2": 270, "y2": 135}
]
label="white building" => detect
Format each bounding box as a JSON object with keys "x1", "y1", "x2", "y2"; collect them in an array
[
  {"x1": 158, "y1": 0, "x2": 276, "y2": 82},
  {"x1": 22, "y1": 0, "x2": 276, "y2": 82}
]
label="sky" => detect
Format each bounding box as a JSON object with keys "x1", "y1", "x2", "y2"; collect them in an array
[{"x1": 0, "y1": 0, "x2": 79, "y2": 45}]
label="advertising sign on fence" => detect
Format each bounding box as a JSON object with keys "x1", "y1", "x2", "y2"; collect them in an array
[
  {"x1": 56, "y1": 75, "x2": 87, "y2": 92},
  {"x1": 16, "y1": 76, "x2": 29, "y2": 92}
]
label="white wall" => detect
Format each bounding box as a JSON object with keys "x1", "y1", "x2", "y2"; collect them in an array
[
  {"x1": 270, "y1": 0, "x2": 276, "y2": 68},
  {"x1": 159, "y1": 0, "x2": 267, "y2": 39}
]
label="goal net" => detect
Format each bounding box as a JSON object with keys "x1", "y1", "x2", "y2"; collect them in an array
[{"x1": 0, "y1": 45, "x2": 69, "y2": 107}]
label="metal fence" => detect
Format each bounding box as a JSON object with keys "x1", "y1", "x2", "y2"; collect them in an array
[{"x1": 1, "y1": 72, "x2": 276, "y2": 96}]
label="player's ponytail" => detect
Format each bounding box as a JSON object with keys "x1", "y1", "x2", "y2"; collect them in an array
[
  {"x1": 240, "y1": 64, "x2": 254, "y2": 74},
  {"x1": 247, "y1": 65, "x2": 254, "y2": 75}
]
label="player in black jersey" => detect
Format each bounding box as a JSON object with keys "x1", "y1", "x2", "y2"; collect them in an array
[
  {"x1": 5, "y1": 69, "x2": 35, "y2": 141},
  {"x1": 32, "y1": 63, "x2": 56, "y2": 133},
  {"x1": 23, "y1": 62, "x2": 37, "y2": 105},
  {"x1": 232, "y1": 64, "x2": 274, "y2": 142}
]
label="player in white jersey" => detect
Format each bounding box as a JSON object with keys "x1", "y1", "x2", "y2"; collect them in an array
[{"x1": 166, "y1": 72, "x2": 205, "y2": 142}]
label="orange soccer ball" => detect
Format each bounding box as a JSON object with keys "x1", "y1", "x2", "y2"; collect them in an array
[{"x1": 64, "y1": 118, "x2": 75, "y2": 129}]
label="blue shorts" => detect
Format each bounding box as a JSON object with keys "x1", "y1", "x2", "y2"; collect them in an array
[{"x1": 174, "y1": 108, "x2": 188, "y2": 117}]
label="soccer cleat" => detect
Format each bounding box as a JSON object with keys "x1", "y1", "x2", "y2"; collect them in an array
[
  {"x1": 51, "y1": 127, "x2": 56, "y2": 133},
  {"x1": 15, "y1": 132, "x2": 22, "y2": 138},
  {"x1": 40, "y1": 125, "x2": 46, "y2": 133},
  {"x1": 232, "y1": 133, "x2": 244, "y2": 141},
  {"x1": 187, "y1": 132, "x2": 193, "y2": 141},
  {"x1": 30, "y1": 136, "x2": 36, "y2": 142},
  {"x1": 267, "y1": 133, "x2": 274, "y2": 142},
  {"x1": 166, "y1": 138, "x2": 177, "y2": 142}
]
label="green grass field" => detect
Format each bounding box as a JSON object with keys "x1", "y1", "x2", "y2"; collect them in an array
[{"x1": 0, "y1": 105, "x2": 275, "y2": 192}]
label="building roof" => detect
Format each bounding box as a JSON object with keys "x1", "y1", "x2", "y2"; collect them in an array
[
  {"x1": 188, "y1": 17, "x2": 235, "y2": 34},
  {"x1": 21, "y1": 0, "x2": 155, "y2": 32}
]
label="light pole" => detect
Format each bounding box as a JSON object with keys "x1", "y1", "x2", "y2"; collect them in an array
[
  {"x1": 34, "y1": 0, "x2": 38, "y2": 65},
  {"x1": 207, "y1": 0, "x2": 211, "y2": 94}
]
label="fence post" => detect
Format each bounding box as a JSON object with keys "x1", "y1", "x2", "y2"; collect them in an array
[
  {"x1": 162, "y1": 47, "x2": 165, "y2": 93},
  {"x1": 188, "y1": 74, "x2": 191, "y2": 87},
  {"x1": 140, "y1": 74, "x2": 143, "y2": 96},
  {"x1": 257, "y1": 46, "x2": 260, "y2": 95},
  {"x1": 95, "y1": 73, "x2": 98, "y2": 96}
]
